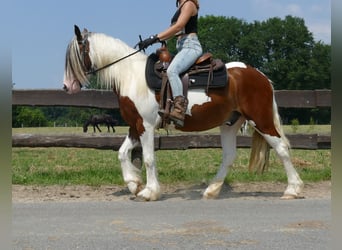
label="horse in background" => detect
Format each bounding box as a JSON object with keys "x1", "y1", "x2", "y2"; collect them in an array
[{"x1": 83, "y1": 114, "x2": 118, "y2": 133}]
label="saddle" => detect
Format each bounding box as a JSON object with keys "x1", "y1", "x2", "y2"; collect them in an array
[{"x1": 145, "y1": 48, "x2": 228, "y2": 92}]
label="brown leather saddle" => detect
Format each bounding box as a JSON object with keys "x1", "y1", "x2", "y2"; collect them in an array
[{"x1": 145, "y1": 49, "x2": 228, "y2": 92}]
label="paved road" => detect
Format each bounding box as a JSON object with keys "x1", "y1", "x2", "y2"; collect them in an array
[{"x1": 13, "y1": 197, "x2": 330, "y2": 250}]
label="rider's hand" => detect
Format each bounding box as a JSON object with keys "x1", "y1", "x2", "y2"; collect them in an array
[{"x1": 137, "y1": 35, "x2": 160, "y2": 50}]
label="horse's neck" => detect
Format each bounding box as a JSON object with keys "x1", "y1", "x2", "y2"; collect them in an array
[
  {"x1": 89, "y1": 33, "x2": 148, "y2": 96},
  {"x1": 83, "y1": 120, "x2": 90, "y2": 127}
]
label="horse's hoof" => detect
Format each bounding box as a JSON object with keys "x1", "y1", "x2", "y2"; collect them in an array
[
  {"x1": 282, "y1": 182, "x2": 304, "y2": 200},
  {"x1": 203, "y1": 192, "x2": 217, "y2": 199},
  {"x1": 137, "y1": 187, "x2": 161, "y2": 201},
  {"x1": 203, "y1": 182, "x2": 223, "y2": 199},
  {"x1": 127, "y1": 181, "x2": 143, "y2": 196},
  {"x1": 281, "y1": 194, "x2": 305, "y2": 200}
]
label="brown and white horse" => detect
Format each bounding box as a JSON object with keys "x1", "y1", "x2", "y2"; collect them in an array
[{"x1": 63, "y1": 26, "x2": 303, "y2": 201}]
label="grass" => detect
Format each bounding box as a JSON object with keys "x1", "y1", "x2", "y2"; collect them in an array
[
  {"x1": 12, "y1": 124, "x2": 332, "y2": 135},
  {"x1": 12, "y1": 125, "x2": 331, "y2": 186}
]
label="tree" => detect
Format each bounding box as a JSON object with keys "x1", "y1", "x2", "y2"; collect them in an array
[
  {"x1": 13, "y1": 107, "x2": 48, "y2": 127},
  {"x1": 195, "y1": 15, "x2": 330, "y2": 91},
  {"x1": 198, "y1": 15, "x2": 247, "y2": 62}
]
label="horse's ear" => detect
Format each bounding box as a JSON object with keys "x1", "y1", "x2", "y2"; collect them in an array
[
  {"x1": 83, "y1": 28, "x2": 88, "y2": 33},
  {"x1": 74, "y1": 25, "x2": 83, "y2": 42}
]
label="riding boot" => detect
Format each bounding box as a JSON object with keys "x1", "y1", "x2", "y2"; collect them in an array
[{"x1": 169, "y1": 96, "x2": 188, "y2": 127}]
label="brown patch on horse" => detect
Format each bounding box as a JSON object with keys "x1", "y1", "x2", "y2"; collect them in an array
[
  {"x1": 181, "y1": 84, "x2": 235, "y2": 132},
  {"x1": 230, "y1": 66, "x2": 280, "y2": 137},
  {"x1": 118, "y1": 96, "x2": 145, "y2": 140}
]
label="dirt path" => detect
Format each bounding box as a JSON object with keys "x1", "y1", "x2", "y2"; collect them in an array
[{"x1": 12, "y1": 181, "x2": 330, "y2": 203}]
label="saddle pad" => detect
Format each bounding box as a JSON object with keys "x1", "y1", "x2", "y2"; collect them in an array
[{"x1": 145, "y1": 53, "x2": 228, "y2": 91}]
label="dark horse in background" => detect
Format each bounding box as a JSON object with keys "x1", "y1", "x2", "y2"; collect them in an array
[{"x1": 83, "y1": 114, "x2": 118, "y2": 133}]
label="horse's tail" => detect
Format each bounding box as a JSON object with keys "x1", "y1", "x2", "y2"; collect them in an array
[{"x1": 248, "y1": 89, "x2": 290, "y2": 173}]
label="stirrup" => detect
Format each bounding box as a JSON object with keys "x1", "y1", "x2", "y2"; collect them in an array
[
  {"x1": 226, "y1": 110, "x2": 241, "y2": 126},
  {"x1": 158, "y1": 109, "x2": 167, "y2": 118},
  {"x1": 169, "y1": 116, "x2": 184, "y2": 127}
]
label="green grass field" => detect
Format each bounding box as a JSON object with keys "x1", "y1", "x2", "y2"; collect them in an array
[
  {"x1": 12, "y1": 124, "x2": 331, "y2": 135},
  {"x1": 12, "y1": 125, "x2": 331, "y2": 186}
]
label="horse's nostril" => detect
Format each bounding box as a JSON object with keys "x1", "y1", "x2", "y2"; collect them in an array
[{"x1": 63, "y1": 84, "x2": 68, "y2": 91}]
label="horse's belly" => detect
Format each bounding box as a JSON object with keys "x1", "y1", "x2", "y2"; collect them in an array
[
  {"x1": 182, "y1": 89, "x2": 230, "y2": 131},
  {"x1": 187, "y1": 89, "x2": 213, "y2": 116}
]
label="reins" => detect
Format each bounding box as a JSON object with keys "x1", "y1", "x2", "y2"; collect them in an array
[
  {"x1": 85, "y1": 49, "x2": 142, "y2": 75},
  {"x1": 82, "y1": 34, "x2": 164, "y2": 75}
]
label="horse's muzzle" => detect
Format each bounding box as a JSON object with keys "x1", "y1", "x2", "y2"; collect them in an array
[{"x1": 63, "y1": 81, "x2": 82, "y2": 94}]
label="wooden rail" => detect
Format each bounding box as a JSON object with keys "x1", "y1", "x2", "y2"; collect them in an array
[
  {"x1": 12, "y1": 133, "x2": 331, "y2": 150},
  {"x1": 12, "y1": 89, "x2": 331, "y2": 108},
  {"x1": 12, "y1": 89, "x2": 331, "y2": 150}
]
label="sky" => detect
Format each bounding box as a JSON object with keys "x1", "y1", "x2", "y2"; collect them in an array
[{"x1": 7, "y1": 0, "x2": 331, "y2": 90}]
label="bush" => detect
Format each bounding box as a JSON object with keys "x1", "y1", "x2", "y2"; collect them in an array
[
  {"x1": 290, "y1": 118, "x2": 300, "y2": 133},
  {"x1": 14, "y1": 107, "x2": 48, "y2": 127}
]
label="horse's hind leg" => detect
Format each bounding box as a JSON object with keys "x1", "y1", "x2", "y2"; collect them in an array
[
  {"x1": 203, "y1": 119, "x2": 244, "y2": 199},
  {"x1": 259, "y1": 132, "x2": 304, "y2": 199},
  {"x1": 118, "y1": 136, "x2": 143, "y2": 195}
]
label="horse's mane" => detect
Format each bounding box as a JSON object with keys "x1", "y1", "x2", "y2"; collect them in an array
[
  {"x1": 65, "y1": 31, "x2": 149, "y2": 96},
  {"x1": 64, "y1": 36, "x2": 90, "y2": 87}
]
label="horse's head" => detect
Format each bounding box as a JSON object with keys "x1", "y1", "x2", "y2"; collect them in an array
[
  {"x1": 83, "y1": 120, "x2": 89, "y2": 132},
  {"x1": 63, "y1": 25, "x2": 149, "y2": 96},
  {"x1": 63, "y1": 25, "x2": 92, "y2": 94}
]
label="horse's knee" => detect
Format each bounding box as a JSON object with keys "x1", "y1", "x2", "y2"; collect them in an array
[
  {"x1": 143, "y1": 154, "x2": 155, "y2": 169},
  {"x1": 118, "y1": 149, "x2": 129, "y2": 162}
]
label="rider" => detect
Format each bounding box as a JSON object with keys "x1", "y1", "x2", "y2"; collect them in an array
[{"x1": 138, "y1": 0, "x2": 203, "y2": 127}]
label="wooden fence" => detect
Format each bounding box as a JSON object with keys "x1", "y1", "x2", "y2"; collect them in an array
[
  {"x1": 12, "y1": 89, "x2": 331, "y2": 150},
  {"x1": 13, "y1": 89, "x2": 331, "y2": 109}
]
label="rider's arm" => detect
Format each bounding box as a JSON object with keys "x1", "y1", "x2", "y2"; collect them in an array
[{"x1": 157, "y1": 1, "x2": 197, "y2": 41}]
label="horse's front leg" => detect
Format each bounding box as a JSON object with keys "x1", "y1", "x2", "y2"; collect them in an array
[
  {"x1": 136, "y1": 128, "x2": 161, "y2": 201},
  {"x1": 118, "y1": 136, "x2": 143, "y2": 195},
  {"x1": 95, "y1": 124, "x2": 101, "y2": 133}
]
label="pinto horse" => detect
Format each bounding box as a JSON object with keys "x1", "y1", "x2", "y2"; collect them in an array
[
  {"x1": 83, "y1": 114, "x2": 117, "y2": 133},
  {"x1": 63, "y1": 26, "x2": 303, "y2": 201}
]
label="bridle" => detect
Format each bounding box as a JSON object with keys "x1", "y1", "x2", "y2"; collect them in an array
[
  {"x1": 76, "y1": 31, "x2": 142, "y2": 76},
  {"x1": 76, "y1": 32, "x2": 92, "y2": 74}
]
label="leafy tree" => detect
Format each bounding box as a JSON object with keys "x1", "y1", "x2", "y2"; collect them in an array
[
  {"x1": 195, "y1": 15, "x2": 330, "y2": 91},
  {"x1": 13, "y1": 107, "x2": 48, "y2": 127},
  {"x1": 198, "y1": 15, "x2": 247, "y2": 62}
]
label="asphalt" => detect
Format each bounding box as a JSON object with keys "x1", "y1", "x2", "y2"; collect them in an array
[{"x1": 12, "y1": 197, "x2": 331, "y2": 250}]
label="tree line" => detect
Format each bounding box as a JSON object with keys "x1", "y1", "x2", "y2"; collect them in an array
[{"x1": 12, "y1": 15, "x2": 331, "y2": 127}]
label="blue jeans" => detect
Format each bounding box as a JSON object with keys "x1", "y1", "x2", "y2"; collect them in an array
[{"x1": 167, "y1": 34, "x2": 203, "y2": 97}]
